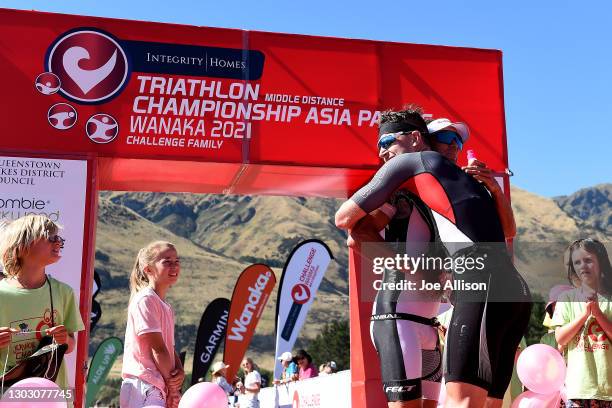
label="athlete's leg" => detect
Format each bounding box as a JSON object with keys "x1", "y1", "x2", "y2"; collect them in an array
[
  {"x1": 486, "y1": 301, "x2": 532, "y2": 403},
  {"x1": 444, "y1": 382, "x2": 488, "y2": 408},
  {"x1": 420, "y1": 329, "x2": 442, "y2": 408},
  {"x1": 443, "y1": 300, "x2": 490, "y2": 408},
  {"x1": 484, "y1": 397, "x2": 503, "y2": 408}
]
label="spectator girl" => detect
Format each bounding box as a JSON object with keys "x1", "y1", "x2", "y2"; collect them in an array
[
  {"x1": 238, "y1": 357, "x2": 261, "y2": 408},
  {"x1": 295, "y1": 349, "x2": 318, "y2": 380},
  {"x1": 552, "y1": 239, "x2": 612, "y2": 407},
  {"x1": 120, "y1": 241, "x2": 184, "y2": 408}
]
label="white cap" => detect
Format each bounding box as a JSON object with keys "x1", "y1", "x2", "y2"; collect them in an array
[
  {"x1": 278, "y1": 351, "x2": 293, "y2": 362},
  {"x1": 329, "y1": 361, "x2": 337, "y2": 369},
  {"x1": 427, "y1": 118, "x2": 470, "y2": 143},
  {"x1": 211, "y1": 361, "x2": 229, "y2": 374}
]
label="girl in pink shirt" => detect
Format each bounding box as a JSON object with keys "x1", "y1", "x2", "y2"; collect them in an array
[
  {"x1": 295, "y1": 349, "x2": 318, "y2": 380},
  {"x1": 120, "y1": 241, "x2": 184, "y2": 408}
]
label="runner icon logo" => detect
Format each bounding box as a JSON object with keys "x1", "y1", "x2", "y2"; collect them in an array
[{"x1": 86, "y1": 114, "x2": 119, "y2": 144}]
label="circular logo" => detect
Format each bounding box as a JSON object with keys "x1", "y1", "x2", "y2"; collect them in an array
[
  {"x1": 587, "y1": 321, "x2": 607, "y2": 342},
  {"x1": 86, "y1": 113, "x2": 119, "y2": 144},
  {"x1": 47, "y1": 103, "x2": 77, "y2": 130},
  {"x1": 291, "y1": 284, "x2": 311, "y2": 305},
  {"x1": 35, "y1": 72, "x2": 61, "y2": 95},
  {"x1": 46, "y1": 29, "x2": 129, "y2": 104}
]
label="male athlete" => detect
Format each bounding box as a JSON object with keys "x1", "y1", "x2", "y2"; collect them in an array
[{"x1": 336, "y1": 108, "x2": 531, "y2": 408}]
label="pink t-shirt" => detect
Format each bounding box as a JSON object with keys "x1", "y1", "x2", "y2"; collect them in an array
[
  {"x1": 299, "y1": 363, "x2": 318, "y2": 380},
  {"x1": 122, "y1": 287, "x2": 175, "y2": 395}
]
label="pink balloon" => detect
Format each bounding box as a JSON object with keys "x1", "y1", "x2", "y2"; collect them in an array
[
  {"x1": 179, "y1": 382, "x2": 228, "y2": 408},
  {"x1": 511, "y1": 390, "x2": 561, "y2": 408},
  {"x1": 0, "y1": 377, "x2": 66, "y2": 408},
  {"x1": 516, "y1": 344, "x2": 566, "y2": 394}
]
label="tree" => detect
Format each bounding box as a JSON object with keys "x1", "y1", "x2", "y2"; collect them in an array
[
  {"x1": 525, "y1": 293, "x2": 548, "y2": 346},
  {"x1": 307, "y1": 320, "x2": 349, "y2": 370}
]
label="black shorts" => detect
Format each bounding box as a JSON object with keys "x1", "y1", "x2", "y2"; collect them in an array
[
  {"x1": 371, "y1": 270, "x2": 443, "y2": 402},
  {"x1": 445, "y1": 267, "x2": 532, "y2": 399}
]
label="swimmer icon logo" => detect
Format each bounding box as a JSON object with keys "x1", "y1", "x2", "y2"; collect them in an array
[
  {"x1": 46, "y1": 29, "x2": 129, "y2": 104},
  {"x1": 48, "y1": 103, "x2": 77, "y2": 130}
]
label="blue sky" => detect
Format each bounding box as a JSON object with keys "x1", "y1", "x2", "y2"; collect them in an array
[{"x1": 2, "y1": 1, "x2": 610, "y2": 197}]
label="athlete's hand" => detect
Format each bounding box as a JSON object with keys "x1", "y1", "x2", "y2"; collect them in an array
[
  {"x1": 46, "y1": 325, "x2": 68, "y2": 345},
  {"x1": 0, "y1": 327, "x2": 18, "y2": 349},
  {"x1": 462, "y1": 160, "x2": 500, "y2": 192},
  {"x1": 347, "y1": 234, "x2": 357, "y2": 248}
]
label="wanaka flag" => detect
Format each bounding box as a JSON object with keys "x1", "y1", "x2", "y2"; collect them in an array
[
  {"x1": 223, "y1": 264, "x2": 276, "y2": 380},
  {"x1": 273, "y1": 240, "x2": 333, "y2": 380},
  {"x1": 191, "y1": 297, "x2": 231, "y2": 385},
  {"x1": 86, "y1": 337, "x2": 123, "y2": 407}
]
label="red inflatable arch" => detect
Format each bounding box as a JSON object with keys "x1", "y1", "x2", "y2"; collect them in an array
[{"x1": 0, "y1": 8, "x2": 510, "y2": 407}]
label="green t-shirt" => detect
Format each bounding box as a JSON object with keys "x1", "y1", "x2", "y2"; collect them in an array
[
  {"x1": 551, "y1": 289, "x2": 612, "y2": 401},
  {"x1": 540, "y1": 331, "x2": 559, "y2": 350},
  {"x1": 0, "y1": 276, "x2": 85, "y2": 391}
]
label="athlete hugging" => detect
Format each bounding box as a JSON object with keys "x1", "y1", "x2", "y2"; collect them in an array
[{"x1": 335, "y1": 106, "x2": 531, "y2": 408}]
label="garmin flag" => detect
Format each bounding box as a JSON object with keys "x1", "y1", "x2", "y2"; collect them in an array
[
  {"x1": 191, "y1": 297, "x2": 231, "y2": 385},
  {"x1": 223, "y1": 264, "x2": 276, "y2": 381},
  {"x1": 273, "y1": 240, "x2": 333, "y2": 380}
]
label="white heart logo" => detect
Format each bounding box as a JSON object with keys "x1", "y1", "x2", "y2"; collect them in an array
[{"x1": 62, "y1": 46, "x2": 117, "y2": 94}]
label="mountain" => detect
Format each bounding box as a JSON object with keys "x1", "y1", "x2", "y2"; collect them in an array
[
  {"x1": 553, "y1": 183, "x2": 611, "y2": 235},
  {"x1": 93, "y1": 183, "x2": 611, "y2": 376},
  {"x1": 510, "y1": 185, "x2": 611, "y2": 297},
  {"x1": 94, "y1": 193, "x2": 349, "y2": 376}
]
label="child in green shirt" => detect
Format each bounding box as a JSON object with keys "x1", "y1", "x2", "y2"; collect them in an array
[
  {"x1": 552, "y1": 239, "x2": 612, "y2": 407},
  {"x1": 0, "y1": 215, "x2": 84, "y2": 394}
]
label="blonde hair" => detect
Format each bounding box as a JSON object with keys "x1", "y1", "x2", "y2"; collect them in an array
[
  {"x1": 129, "y1": 241, "x2": 176, "y2": 296},
  {"x1": 0, "y1": 215, "x2": 59, "y2": 277}
]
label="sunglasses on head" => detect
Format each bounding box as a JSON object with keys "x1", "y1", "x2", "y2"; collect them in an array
[{"x1": 433, "y1": 130, "x2": 463, "y2": 150}]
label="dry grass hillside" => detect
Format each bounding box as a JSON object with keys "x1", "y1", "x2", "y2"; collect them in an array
[
  {"x1": 94, "y1": 194, "x2": 349, "y2": 376},
  {"x1": 511, "y1": 185, "x2": 611, "y2": 296},
  {"x1": 93, "y1": 184, "x2": 610, "y2": 377}
]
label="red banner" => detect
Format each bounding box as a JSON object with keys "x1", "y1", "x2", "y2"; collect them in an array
[
  {"x1": 223, "y1": 264, "x2": 276, "y2": 381},
  {"x1": 0, "y1": 8, "x2": 508, "y2": 198}
]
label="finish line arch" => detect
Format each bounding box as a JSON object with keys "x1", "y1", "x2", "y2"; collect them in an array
[{"x1": 0, "y1": 8, "x2": 510, "y2": 407}]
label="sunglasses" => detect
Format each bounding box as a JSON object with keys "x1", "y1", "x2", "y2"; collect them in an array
[
  {"x1": 433, "y1": 130, "x2": 463, "y2": 150},
  {"x1": 48, "y1": 235, "x2": 65, "y2": 248},
  {"x1": 377, "y1": 131, "x2": 414, "y2": 150}
]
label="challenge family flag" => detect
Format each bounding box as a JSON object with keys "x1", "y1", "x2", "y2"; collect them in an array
[
  {"x1": 273, "y1": 240, "x2": 333, "y2": 380},
  {"x1": 86, "y1": 337, "x2": 123, "y2": 407},
  {"x1": 191, "y1": 297, "x2": 231, "y2": 385},
  {"x1": 223, "y1": 264, "x2": 276, "y2": 381}
]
